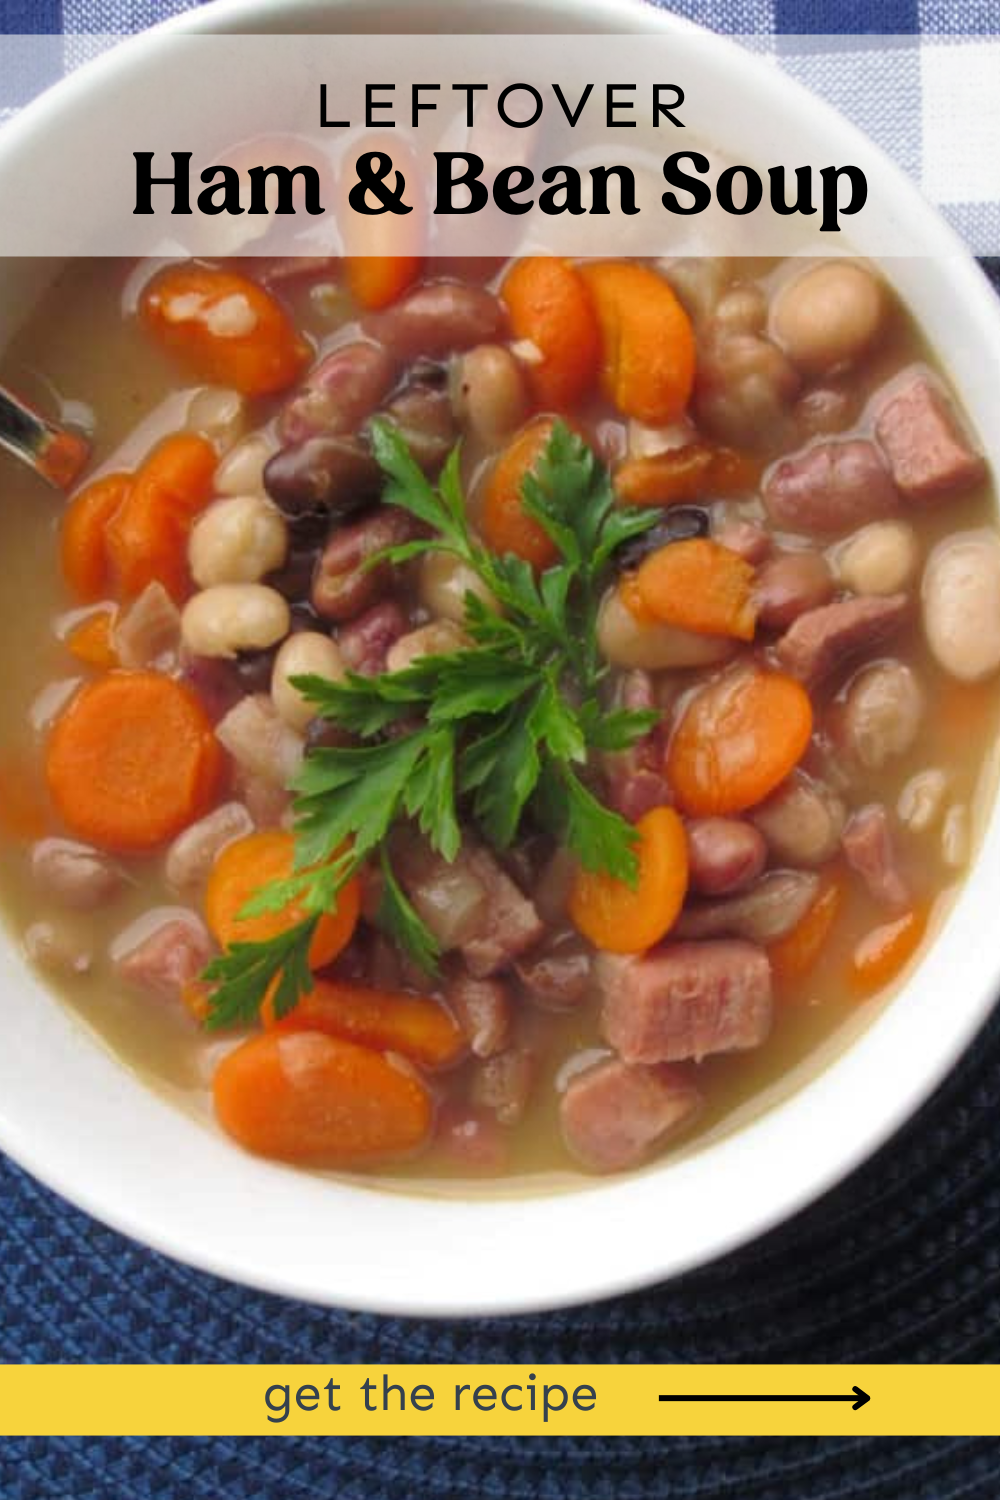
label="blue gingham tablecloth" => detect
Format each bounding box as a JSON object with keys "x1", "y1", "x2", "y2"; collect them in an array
[{"x1": 2, "y1": 2, "x2": 1000, "y2": 1496}]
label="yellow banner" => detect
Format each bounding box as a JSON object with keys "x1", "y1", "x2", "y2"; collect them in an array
[{"x1": 1, "y1": 1364, "x2": 999, "y2": 1436}]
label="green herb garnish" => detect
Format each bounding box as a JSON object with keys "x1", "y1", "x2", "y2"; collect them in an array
[{"x1": 202, "y1": 418, "x2": 659, "y2": 1029}]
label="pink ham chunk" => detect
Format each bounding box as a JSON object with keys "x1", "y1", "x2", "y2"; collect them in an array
[
  {"x1": 598, "y1": 940, "x2": 773, "y2": 1064},
  {"x1": 114, "y1": 914, "x2": 214, "y2": 1002},
  {"x1": 775, "y1": 594, "x2": 908, "y2": 690},
  {"x1": 875, "y1": 373, "x2": 985, "y2": 503},
  {"x1": 842, "y1": 803, "x2": 910, "y2": 909},
  {"x1": 560, "y1": 1058, "x2": 702, "y2": 1172}
]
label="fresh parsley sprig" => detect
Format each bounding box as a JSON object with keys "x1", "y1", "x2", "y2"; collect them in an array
[{"x1": 201, "y1": 418, "x2": 660, "y2": 1030}]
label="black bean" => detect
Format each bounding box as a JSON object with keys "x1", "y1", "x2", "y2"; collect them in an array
[
  {"x1": 264, "y1": 434, "x2": 382, "y2": 521},
  {"x1": 615, "y1": 506, "x2": 710, "y2": 570}
]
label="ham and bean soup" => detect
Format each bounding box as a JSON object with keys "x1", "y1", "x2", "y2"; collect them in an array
[{"x1": 1, "y1": 252, "x2": 997, "y2": 1182}]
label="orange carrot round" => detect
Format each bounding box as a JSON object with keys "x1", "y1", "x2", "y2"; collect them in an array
[
  {"x1": 481, "y1": 415, "x2": 560, "y2": 570},
  {"x1": 65, "y1": 609, "x2": 119, "y2": 670},
  {"x1": 635, "y1": 538, "x2": 758, "y2": 641},
  {"x1": 342, "y1": 134, "x2": 424, "y2": 310},
  {"x1": 105, "y1": 432, "x2": 217, "y2": 601},
  {"x1": 60, "y1": 473, "x2": 131, "y2": 601},
  {"x1": 45, "y1": 671, "x2": 222, "y2": 853},
  {"x1": 667, "y1": 669, "x2": 814, "y2": 817},
  {"x1": 569, "y1": 805, "x2": 689, "y2": 954},
  {"x1": 0, "y1": 753, "x2": 50, "y2": 843},
  {"x1": 769, "y1": 875, "x2": 845, "y2": 984},
  {"x1": 140, "y1": 264, "x2": 310, "y2": 396},
  {"x1": 501, "y1": 256, "x2": 600, "y2": 410},
  {"x1": 346, "y1": 256, "x2": 422, "y2": 312},
  {"x1": 579, "y1": 261, "x2": 696, "y2": 425},
  {"x1": 205, "y1": 830, "x2": 360, "y2": 973},
  {"x1": 265, "y1": 978, "x2": 465, "y2": 1070},
  {"x1": 213, "y1": 1030, "x2": 433, "y2": 1164},
  {"x1": 850, "y1": 906, "x2": 928, "y2": 996}
]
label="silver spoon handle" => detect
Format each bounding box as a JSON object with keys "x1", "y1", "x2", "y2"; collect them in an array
[{"x1": 0, "y1": 384, "x2": 90, "y2": 491}]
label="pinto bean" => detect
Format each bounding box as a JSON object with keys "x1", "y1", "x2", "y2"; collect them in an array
[
  {"x1": 311, "y1": 506, "x2": 420, "y2": 623},
  {"x1": 380, "y1": 384, "x2": 456, "y2": 474},
  {"x1": 755, "y1": 550, "x2": 834, "y2": 631},
  {"x1": 337, "y1": 600, "x2": 408, "y2": 676},
  {"x1": 31, "y1": 838, "x2": 124, "y2": 910},
  {"x1": 794, "y1": 386, "x2": 860, "y2": 438},
  {"x1": 451, "y1": 344, "x2": 528, "y2": 447},
  {"x1": 770, "y1": 262, "x2": 884, "y2": 374},
  {"x1": 897, "y1": 768, "x2": 950, "y2": 834},
  {"x1": 673, "y1": 870, "x2": 820, "y2": 944},
  {"x1": 264, "y1": 434, "x2": 382, "y2": 520},
  {"x1": 278, "y1": 340, "x2": 397, "y2": 445},
  {"x1": 686, "y1": 818, "x2": 767, "y2": 897},
  {"x1": 922, "y1": 530, "x2": 1000, "y2": 682},
  {"x1": 750, "y1": 771, "x2": 845, "y2": 867},
  {"x1": 763, "y1": 439, "x2": 899, "y2": 535},
  {"x1": 839, "y1": 660, "x2": 924, "y2": 771},
  {"x1": 364, "y1": 282, "x2": 505, "y2": 362},
  {"x1": 694, "y1": 331, "x2": 799, "y2": 450}
]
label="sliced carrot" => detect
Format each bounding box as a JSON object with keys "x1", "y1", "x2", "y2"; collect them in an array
[
  {"x1": 139, "y1": 264, "x2": 310, "y2": 396},
  {"x1": 345, "y1": 256, "x2": 422, "y2": 312},
  {"x1": 180, "y1": 979, "x2": 211, "y2": 1024},
  {"x1": 0, "y1": 753, "x2": 50, "y2": 842},
  {"x1": 635, "y1": 538, "x2": 758, "y2": 641},
  {"x1": 769, "y1": 875, "x2": 845, "y2": 985},
  {"x1": 613, "y1": 445, "x2": 762, "y2": 508},
  {"x1": 213, "y1": 1030, "x2": 433, "y2": 1164},
  {"x1": 65, "y1": 609, "x2": 119, "y2": 670},
  {"x1": 569, "y1": 805, "x2": 689, "y2": 954},
  {"x1": 265, "y1": 978, "x2": 465, "y2": 1070},
  {"x1": 501, "y1": 256, "x2": 601, "y2": 410},
  {"x1": 45, "y1": 671, "x2": 222, "y2": 854},
  {"x1": 667, "y1": 668, "x2": 813, "y2": 817},
  {"x1": 105, "y1": 432, "x2": 217, "y2": 601},
  {"x1": 60, "y1": 473, "x2": 131, "y2": 602},
  {"x1": 205, "y1": 830, "x2": 360, "y2": 973},
  {"x1": 481, "y1": 415, "x2": 561, "y2": 571},
  {"x1": 850, "y1": 906, "x2": 928, "y2": 996},
  {"x1": 579, "y1": 261, "x2": 696, "y2": 425},
  {"x1": 342, "y1": 134, "x2": 424, "y2": 310}
]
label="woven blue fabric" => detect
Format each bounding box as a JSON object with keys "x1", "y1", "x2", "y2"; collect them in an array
[{"x1": 1, "y1": 0, "x2": 1000, "y2": 1493}]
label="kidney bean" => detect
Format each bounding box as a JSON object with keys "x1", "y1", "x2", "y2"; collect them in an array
[
  {"x1": 686, "y1": 818, "x2": 767, "y2": 897},
  {"x1": 311, "y1": 506, "x2": 420, "y2": 623},
  {"x1": 277, "y1": 340, "x2": 397, "y2": 445},
  {"x1": 337, "y1": 600, "x2": 409, "y2": 676},
  {"x1": 380, "y1": 384, "x2": 455, "y2": 474},
  {"x1": 264, "y1": 434, "x2": 382, "y2": 520},
  {"x1": 763, "y1": 439, "x2": 899, "y2": 535},
  {"x1": 755, "y1": 550, "x2": 834, "y2": 631},
  {"x1": 364, "y1": 282, "x2": 505, "y2": 363},
  {"x1": 694, "y1": 331, "x2": 800, "y2": 450}
]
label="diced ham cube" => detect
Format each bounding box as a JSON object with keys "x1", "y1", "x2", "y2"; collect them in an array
[
  {"x1": 459, "y1": 847, "x2": 545, "y2": 978},
  {"x1": 516, "y1": 932, "x2": 592, "y2": 1012},
  {"x1": 435, "y1": 1104, "x2": 510, "y2": 1174},
  {"x1": 560, "y1": 1058, "x2": 702, "y2": 1172},
  {"x1": 842, "y1": 803, "x2": 910, "y2": 909},
  {"x1": 445, "y1": 971, "x2": 511, "y2": 1057},
  {"x1": 113, "y1": 913, "x2": 214, "y2": 1002},
  {"x1": 875, "y1": 373, "x2": 985, "y2": 503},
  {"x1": 775, "y1": 594, "x2": 908, "y2": 689},
  {"x1": 469, "y1": 1047, "x2": 534, "y2": 1125},
  {"x1": 598, "y1": 940, "x2": 773, "y2": 1064}
]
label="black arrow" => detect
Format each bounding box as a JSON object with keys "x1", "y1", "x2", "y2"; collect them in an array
[{"x1": 659, "y1": 1386, "x2": 870, "y2": 1411}]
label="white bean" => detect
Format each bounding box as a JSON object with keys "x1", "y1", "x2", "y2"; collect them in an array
[
  {"x1": 898, "y1": 768, "x2": 950, "y2": 834},
  {"x1": 213, "y1": 433, "x2": 273, "y2": 497},
  {"x1": 418, "y1": 549, "x2": 498, "y2": 626},
  {"x1": 770, "y1": 262, "x2": 884, "y2": 374},
  {"x1": 271, "y1": 631, "x2": 346, "y2": 732},
  {"x1": 386, "y1": 620, "x2": 469, "y2": 674},
  {"x1": 451, "y1": 345, "x2": 527, "y2": 447},
  {"x1": 189, "y1": 495, "x2": 288, "y2": 587},
  {"x1": 922, "y1": 530, "x2": 1000, "y2": 682},
  {"x1": 597, "y1": 588, "x2": 735, "y2": 671},
  {"x1": 180, "y1": 584, "x2": 290, "y2": 659},
  {"x1": 834, "y1": 520, "x2": 919, "y2": 597},
  {"x1": 185, "y1": 386, "x2": 245, "y2": 452}
]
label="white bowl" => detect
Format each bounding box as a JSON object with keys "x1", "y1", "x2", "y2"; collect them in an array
[{"x1": 1, "y1": 0, "x2": 999, "y2": 1316}]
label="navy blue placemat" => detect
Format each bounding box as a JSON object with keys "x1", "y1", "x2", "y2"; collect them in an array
[{"x1": 2, "y1": 0, "x2": 1000, "y2": 1490}]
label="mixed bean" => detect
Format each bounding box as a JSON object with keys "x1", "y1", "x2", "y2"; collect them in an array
[{"x1": 0, "y1": 249, "x2": 996, "y2": 1183}]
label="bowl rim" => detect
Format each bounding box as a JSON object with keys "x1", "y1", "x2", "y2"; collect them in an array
[{"x1": 1, "y1": 0, "x2": 1000, "y2": 1318}]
